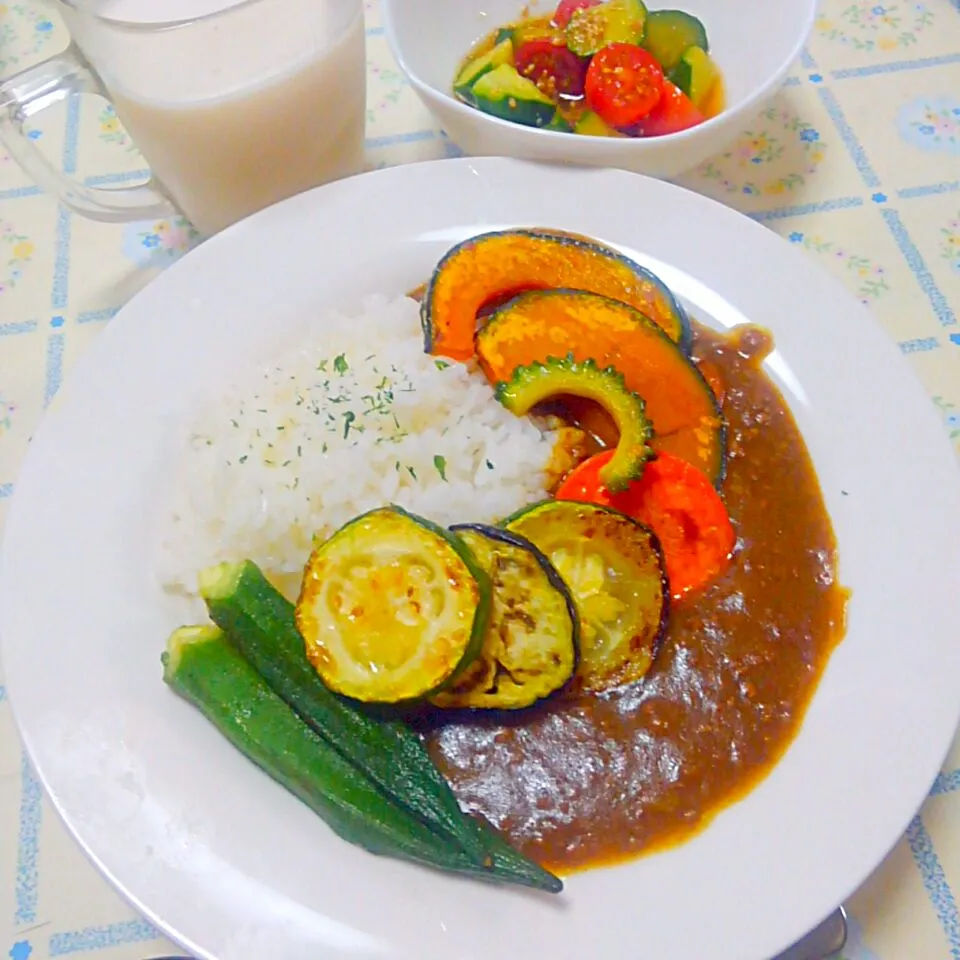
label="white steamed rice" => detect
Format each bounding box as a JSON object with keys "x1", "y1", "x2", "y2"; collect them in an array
[{"x1": 157, "y1": 295, "x2": 557, "y2": 595}]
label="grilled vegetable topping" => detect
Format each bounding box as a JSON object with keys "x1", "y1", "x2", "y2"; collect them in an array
[
  {"x1": 295, "y1": 506, "x2": 490, "y2": 704},
  {"x1": 199, "y1": 558, "x2": 485, "y2": 859},
  {"x1": 422, "y1": 228, "x2": 690, "y2": 361},
  {"x1": 432, "y1": 524, "x2": 579, "y2": 710},
  {"x1": 476, "y1": 289, "x2": 725, "y2": 485},
  {"x1": 556, "y1": 450, "x2": 736, "y2": 599},
  {"x1": 505, "y1": 500, "x2": 668, "y2": 693},
  {"x1": 496, "y1": 354, "x2": 654, "y2": 492},
  {"x1": 162, "y1": 625, "x2": 563, "y2": 891}
]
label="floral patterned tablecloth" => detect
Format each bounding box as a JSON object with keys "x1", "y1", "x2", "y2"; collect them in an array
[{"x1": 1, "y1": 0, "x2": 959, "y2": 957}]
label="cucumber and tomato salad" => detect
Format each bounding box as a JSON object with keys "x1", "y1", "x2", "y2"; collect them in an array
[{"x1": 452, "y1": 0, "x2": 722, "y2": 136}]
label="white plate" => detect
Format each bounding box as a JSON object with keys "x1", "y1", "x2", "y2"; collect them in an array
[{"x1": 2, "y1": 158, "x2": 960, "y2": 960}]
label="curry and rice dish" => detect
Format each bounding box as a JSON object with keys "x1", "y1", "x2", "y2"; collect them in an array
[{"x1": 159, "y1": 228, "x2": 847, "y2": 892}]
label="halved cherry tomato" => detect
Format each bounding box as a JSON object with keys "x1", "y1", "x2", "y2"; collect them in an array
[
  {"x1": 556, "y1": 450, "x2": 736, "y2": 600},
  {"x1": 584, "y1": 43, "x2": 665, "y2": 129},
  {"x1": 515, "y1": 38, "x2": 589, "y2": 99},
  {"x1": 553, "y1": 0, "x2": 602, "y2": 29},
  {"x1": 633, "y1": 79, "x2": 704, "y2": 137}
]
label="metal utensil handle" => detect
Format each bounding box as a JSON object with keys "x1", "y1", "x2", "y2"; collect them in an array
[{"x1": 773, "y1": 907, "x2": 849, "y2": 960}]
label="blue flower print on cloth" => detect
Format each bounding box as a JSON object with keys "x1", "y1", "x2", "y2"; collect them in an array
[
  {"x1": 814, "y1": 0, "x2": 934, "y2": 52},
  {"x1": 121, "y1": 217, "x2": 201, "y2": 269},
  {"x1": 694, "y1": 106, "x2": 826, "y2": 198},
  {"x1": 934, "y1": 397, "x2": 960, "y2": 442},
  {"x1": 0, "y1": 2, "x2": 58, "y2": 74},
  {"x1": 1, "y1": 125, "x2": 41, "y2": 164},
  {"x1": 897, "y1": 97, "x2": 960, "y2": 154}
]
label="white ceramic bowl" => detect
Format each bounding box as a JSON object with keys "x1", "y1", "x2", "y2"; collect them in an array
[{"x1": 382, "y1": 0, "x2": 817, "y2": 179}]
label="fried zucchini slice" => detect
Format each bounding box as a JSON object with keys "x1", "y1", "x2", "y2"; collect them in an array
[
  {"x1": 295, "y1": 506, "x2": 490, "y2": 704},
  {"x1": 505, "y1": 500, "x2": 668, "y2": 694},
  {"x1": 431, "y1": 524, "x2": 579, "y2": 710}
]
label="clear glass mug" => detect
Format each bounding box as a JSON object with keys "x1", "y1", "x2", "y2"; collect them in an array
[{"x1": 0, "y1": 0, "x2": 366, "y2": 235}]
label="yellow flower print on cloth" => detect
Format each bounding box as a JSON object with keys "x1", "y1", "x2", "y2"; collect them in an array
[
  {"x1": 941, "y1": 213, "x2": 960, "y2": 275},
  {"x1": 815, "y1": 0, "x2": 934, "y2": 52},
  {"x1": 0, "y1": 221, "x2": 34, "y2": 295},
  {"x1": 97, "y1": 104, "x2": 141, "y2": 153},
  {"x1": 788, "y1": 233, "x2": 891, "y2": 306},
  {"x1": 695, "y1": 107, "x2": 825, "y2": 198}
]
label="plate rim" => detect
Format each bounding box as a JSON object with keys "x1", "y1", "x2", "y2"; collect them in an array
[{"x1": 3, "y1": 156, "x2": 960, "y2": 960}]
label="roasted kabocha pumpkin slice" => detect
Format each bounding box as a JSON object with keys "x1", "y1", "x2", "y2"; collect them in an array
[
  {"x1": 496, "y1": 354, "x2": 654, "y2": 492},
  {"x1": 477, "y1": 289, "x2": 726, "y2": 486},
  {"x1": 295, "y1": 506, "x2": 490, "y2": 704},
  {"x1": 504, "y1": 500, "x2": 668, "y2": 694},
  {"x1": 421, "y1": 228, "x2": 691, "y2": 361},
  {"x1": 431, "y1": 525, "x2": 579, "y2": 710}
]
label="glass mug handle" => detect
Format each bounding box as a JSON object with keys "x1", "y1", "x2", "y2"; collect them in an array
[{"x1": 0, "y1": 42, "x2": 177, "y2": 222}]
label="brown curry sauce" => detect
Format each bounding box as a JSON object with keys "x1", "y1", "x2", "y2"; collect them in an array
[{"x1": 416, "y1": 322, "x2": 848, "y2": 872}]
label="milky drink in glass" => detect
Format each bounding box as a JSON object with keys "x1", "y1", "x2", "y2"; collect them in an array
[{"x1": 0, "y1": 0, "x2": 366, "y2": 234}]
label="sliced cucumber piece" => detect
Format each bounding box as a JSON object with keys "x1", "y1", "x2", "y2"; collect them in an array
[
  {"x1": 642, "y1": 9, "x2": 708, "y2": 71},
  {"x1": 669, "y1": 45, "x2": 719, "y2": 110},
  {"x1": 565, "y1": 5, "x2": 608, "y2": 55},
  {"x1": 575, "y1": 110, "x2": 624, "y2": 137},
  {"x1": 566, "y1": 0, "x2": 646, "y2": 55},
  {"x1": 512, "y1": 20, "x2": 566, "y2": 46},
  {"x1": 546, "y1": 112, "x2": 575, "y2": 133},
  {"x1": 601, "y1": 0, "x2": 648, "y2": 44},
  {"x1": 454, "y1": 37, "x2": 515, "y2": 103},
  {"x1": 471, "y1": 63, "x2": 558, "y2": 128}
]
